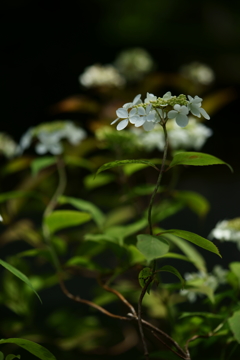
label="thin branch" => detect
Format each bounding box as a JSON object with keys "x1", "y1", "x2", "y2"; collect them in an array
[
  {"x1": 151, "y1": 331, "x2": 189, "y2": 360},
  {"x1": 98, "y1": 278, "x2": 137, "y2": 317},
  {"x1": 59, "y1": 276, "x2": 130, "y2": 321}
]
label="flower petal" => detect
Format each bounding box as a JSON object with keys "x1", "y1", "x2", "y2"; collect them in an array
[
  {"x1": 175, "y1": 114, "x2": 189, "y2": 127},
  {"x1": 116, "y1": 108, "x2": 128, "y2": 118},
  {"x1": 117, "y1": 119, "x2": 129, "y2": 130},
  {"x1": 137, "y1": 107, "x2": 146, "y2": 116},
  {"x1": 199, "y1": 107, "x2": 210, "y2": 120},
  {"x1": 168, "y1": 110, "x2": 177, "y2": 119},
  {"x1": 129, "y1": 108, "x2": 137, "y2": 116},
  {"x1": 129, "y1": 115, "x2": 140, "y2": 124},
  {"x1": 134, "y1": 117, "x2": 146, "y2": 127},
  {"x1": 111, "y1": 118, "x2": 119, "y2": 125},
  {"x1": 179, "y1": 105, "x2": 189, "y2": 115},
  {"x1": 133, "y1": 94, "x2": 142, "y2": 105},
  {"x1": 143, "y1": 121, "x2": 155, "y2": 131}
]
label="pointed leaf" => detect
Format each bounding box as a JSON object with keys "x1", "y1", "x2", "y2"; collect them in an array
[
  {"x1": 95, "y1": 159, "x2": 159, "y2": 177},
  {"x1": 157, "y1": 265, "x2": 185, "y2": 288},
  {"x1": 44, "y1": 210, "x2": 91, "y2": 234},
  {"x1": 137, "y1": 234, "x2": 169, "y2": 261},
  {"x1": 161, "y1": 231, "x2": 206, "y2": 272},
  {"x1": 0, "y1": 259, "x2": 42, "y2": 303},
  {"x1": 58, "y1": 196, "x2": 105, "y2": 228},
  {"x1": 172, "y1": 190, "x2": 210, "y2": 217},
  {"x1": 6, "y1": 355, "x2": 21, "y2": 360},
  {"x1": 31, "y1": 156, "x2": 57, "y2": 176},
  {"x1": 84, "y1": 173, "x2": 115, "y2": 189},
  {"x1": 179, "y1": 312, "x2": 224, "y2": 320},
  {"x1": 169, "y1": 152, "x2": 233, "y2": 172},
  {"x1": 160, "y1": 229, "x2": 221, "y2": 257},
  {"x1": 0, "y1": 339, "x2": 56, "y2": 360},
  {"x1": 228, "y1": 310, "x2": 240, "y2": 343}
]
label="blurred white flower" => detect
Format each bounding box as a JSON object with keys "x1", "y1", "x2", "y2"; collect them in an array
[
  {"x1": 180, "y1": 269, "x2": 224, "y2": 303},
  {"x1": 180, "y1": 62, "x2": 215, "y2": 85},
  {"x1": 209, "y1": 218, "x2": 240, "y2": 250},
  {"x1": 18, "y1": 121, "x2": 87, "y2": 155},
  {"x1": 114, "y1": 47, "x2": 154, "y2": 81},
  {"x1": 0, "y1": 214, "x2": 3, "y2": 222},
  {"x1": 0, "y1": 132, "x2": 18, "y2": 158},
  {"x1": 79, "y1": 64, "x2": 125, "y2": 88},
  {"x1": 187, "y1": 95, "x2": 210, "y2": 120},
  {"x1": 135, "y1": 118, "x2": 212, "y2": 151}
]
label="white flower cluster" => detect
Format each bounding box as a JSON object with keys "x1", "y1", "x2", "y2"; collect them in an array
[
  {"x1": 79, "y1": 64, "x2": 125, "y2": 88},
  {"x1": 111, "y1": 92, "x2": 210, "y2": 131},
  {"x1": 0, "y1": 132, "x2": 18, "y2": 158},
  {"x1": 209, "y1": 218, "x2": 240, "y2": 250},
  {"x1": 18, "y1": 121, "x2": 87, "y2": 155},
  {"x1": 114, "y1": 47, "x2": 154, "y2": 81},
  {"x1": 134, "y1": 117, "x2": 212, "y2": 152},
  {"x1": 180, "y1": 62, "x2": 215, "y2": 85},
  {"x1": 180, "y1": 266, "x2": 228, "y2": 303}
]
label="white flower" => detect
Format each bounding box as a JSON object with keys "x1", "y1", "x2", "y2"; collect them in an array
[
  {"x1": 180, "y1": 62, "x2": 215, "y2": 85},
  {"x1": 35, "y1": 131, "x2": 63, "y2": 155},
  {"x1": 64, "y1": 122, "x2": 87, "y2": 145},
  {"x1": 0, "y1": 214, "x2": 3, "y2": 222},
  {"x1": 187, "y1": 95, "x2": 210, "y2": 120},
  {"x1": 0, "y1": 133, "x2": 18, "y2": 158},
  {"x1": 144, "y1": 92, "x2": 157, "y2": 103},
  {"x1": 209, "y1": 218, "x2": 240, "y2": 251},
  {"x1": 79, "y1": 64, "x2": 125, "y2": 88},
  {"x1": 162, "y1": 91, "x2": 173, "y2": 101},
  {"x1": 168, "y1": 104, "x2": 189, "y2": 127},
  {"x1": 135, "y1": 104, "x2": 156, "y2": 127},
  {"x1": 122, "y1": 94, "x2": 142, "y2": 109},
  {"x1": 111, "y1": 94, "x2": 142, "y2": 130}
]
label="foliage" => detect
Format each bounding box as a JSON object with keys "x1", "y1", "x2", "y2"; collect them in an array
[{"x1": 0, "y1": 53, "x2": 239, "y2": 360}]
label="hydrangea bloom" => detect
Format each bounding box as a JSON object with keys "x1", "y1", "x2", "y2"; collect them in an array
[
  {"x1": 209, "y1": 218, "x2": 240, "y2": 250},
  {"x1": 111, "y1": 91, "x2": 210, "y2": 131},
  {"x1": 180, "y1": 62, "x2": 215, "y2": 85},
  {"x1": 79, "y1": 64, "x2": 125, "y2": 88},
  {"x1": 18, "y1": 121, "x2": 87, "y2": 155}
]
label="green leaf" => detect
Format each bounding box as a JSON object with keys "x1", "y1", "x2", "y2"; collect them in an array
[
  {"x1": 6, "y1": 355, "x2": 21, "y2": 360},
  {"x1": 158, "y1": 252, "x2": 196, "y2": 263},
  {"x1": 138, "y1": 267, "x2": 153, "y2": 288},
  {"x1": 229, "y1": 262, "x2": 240, "y2": 285},
  {"x1": 31, "y1": 157, "x2": 57, "y2": 176},
  {"x1": 0, "y1": 259, "x2": 42, "y2": 303},
  {"x1": 0, "y1": 339, "x2": 56, "y2": 360},
  {"x1": 84, "y1": 173, "x2": 115, "y2": 189},
  {"x1": 179, "y1": 312, "x2": 224, "y2": 320},
  {"x1": 58, "y1": 196, "x2": 106, "y2": 228},
  {"x1": 123, "y1": 159, "x2": 163, "y2": 176},
  {"x1": 44, "y1": 210, "x2": 92, "y2": 234},
  {"x1": 157, "y1": 265, "x2": 185, "y2": 288},
  {"x1": 160, "y1": 231, "x2": 206, "y2": 272},
  {"x1": 160, "y1": 229, "x2": 221, "y2": 257},
  {"x1": 0, "y1": 191, "x2": 35, "y2": 204},
  {"x1": 169, "y1": 152, "x2": 233, "y2": 172},
  {"x1": 137, "y1": 234, "x2": 169, "y2": 261},
  {"x1": 95, "y1": 159, "x2": 159, "y2": 177},
  {"x1": 127, "y1": 245, "x2": 146, "y2": 265},
  {"x1": 84, "y1": 233, "x2": 121, "y2": 245},
  {"x1": 65, "y1": 256, "x2": 108, "y2": 272},
  {"x1": 172, "y1": 190, "x2": 210, "y2": 217},
  {"x1": 0, "y1": 352, "x2": 4, "y2": 360},
  {"x1": 228, "y1": 310, "x2": 240, "y2": 343}
]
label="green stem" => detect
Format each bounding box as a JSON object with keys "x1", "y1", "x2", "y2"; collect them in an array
[
  {"x1": 147, "y1": 121, "x2": 169, "y2": 236},
  {"x1": 42, "y1": 156, "x2": 67, "y2": 272}
]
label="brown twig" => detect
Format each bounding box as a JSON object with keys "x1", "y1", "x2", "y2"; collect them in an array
[{"x1": 151, "y1": 331, "x2": 190, "y2": 360}]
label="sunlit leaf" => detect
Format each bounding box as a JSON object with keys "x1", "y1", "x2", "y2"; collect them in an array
[
  {"x1": 228, "y1": 310, "x2": 240, "y2": 343},
  {"x1": 169, "y1": 152, "x2": 233, "y2": 172},
  {"x1": 179, "y1": 312, "x2": 224, "y2": 319},
  {"x1": 84, "y1": 173, "x2": 115, "y2": 189},
  {"x1": 0, "y1": 191, "x2": 36, "y2": 203},
  {"x1": 95, "y1": 159, "x2": 159, "y2": 177},
  {"x1": 6, "y1": 355, "x2": 21, "y2": 360},
  {"x1": 157, "y1": 265, "x2": 185, "y2": 288},
  {"x1": 0, "y1": 339, "x2": 56, "y2": 360},
  {"x1": 137, "y1": 234, "x2": 169, "y2": 261},
  {"x1": 31, "y1": 156, "x2": 57, "y2": 176},
  {"x1": 172, "y1": 190, "x2": 210, "y2": 217},
  {"x1": 65, "y1": 256, "x2": 108, "y2": 272},
  {"x1": 58, "y1": 196, "x2": 106, "y2": 228},
  {"x1": 160, "y1": 229, "x2": 221, "y2": 257},
  {"x1": 0, "y1": 259, "x2": 41, "y2": 303},
  {"x1": 127, "y1": 245, "x2": 146, "y2": 265},
  {"x1": 0, "y1": 352, "x2": 4, "y2": 360},
  {"x1": 44, "y1": 210, "x2": 91, "y2": 234},
  {"x1": 160, "y1": 231, "x2": 206, "y2": 272},
  {"x1": 123, "y1": 159, "x2": 163, "y2": 176}
]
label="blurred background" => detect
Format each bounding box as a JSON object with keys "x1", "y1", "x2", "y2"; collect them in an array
[{"x1": 1, "y1": 0, "x2": 240, "y2": 358}]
